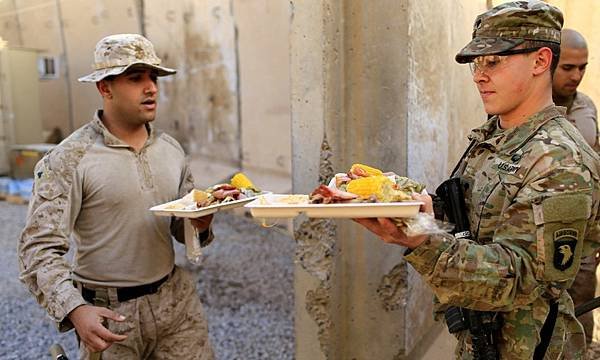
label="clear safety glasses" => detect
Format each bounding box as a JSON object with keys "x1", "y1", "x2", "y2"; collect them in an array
[{"x1": 469, "y1": 47, "x2": 541, "y2": 75}]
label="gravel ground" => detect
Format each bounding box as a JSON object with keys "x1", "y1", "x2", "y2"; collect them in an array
[
  {"x1": 0, "y1": 201, "x2": 294, "y2": 360},
  {"x1": 6, "y1": 197, "x2": 600, "y2": 360}
]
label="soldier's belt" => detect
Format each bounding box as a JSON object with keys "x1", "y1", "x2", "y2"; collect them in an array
[{"x1": 80, "y1": 271, "x2": 171, "y2": 304}]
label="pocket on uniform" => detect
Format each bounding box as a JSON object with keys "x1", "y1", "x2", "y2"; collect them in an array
[
  {"x1": 106, "y1": 302, "x2": 136, "y2": 336},
  {"x1": 37, "y1": 186, "x2": 62, "y2": 201},
  {"x1": 33, "y1": 159, "x2": 64, "y2": 201}
]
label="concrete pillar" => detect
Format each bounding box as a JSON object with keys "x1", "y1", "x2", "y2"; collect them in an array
[
  {"x1": 291, "y1": 1, "x2": 485, "y2": 359},
  {"x1": 232, "y1": 0, "x2": 292, "y2": 193},
  {"x1": 233, "y1": 0, "x2": 292, "y2": 177},
  {"x1": 291, "y1": 1, "x2": 423, "y2": 359}
]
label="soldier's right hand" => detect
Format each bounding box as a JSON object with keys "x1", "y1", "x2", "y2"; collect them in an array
[{"x1": 67, "y1": 304, "x2": 128, "y2": 352}]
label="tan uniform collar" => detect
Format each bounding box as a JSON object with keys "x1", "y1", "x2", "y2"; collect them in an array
[{"x1": 91, "y1": 110, "x2": 157, "y2": 149}]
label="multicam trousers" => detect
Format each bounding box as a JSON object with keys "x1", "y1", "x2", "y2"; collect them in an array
[{"x1": 78, "y1": 266, "x2": 214, "y2": 360}]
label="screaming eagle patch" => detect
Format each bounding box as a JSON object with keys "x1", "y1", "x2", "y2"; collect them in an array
[{"x1": 553, "y1": 228, "x2": 578, "y2": 271}]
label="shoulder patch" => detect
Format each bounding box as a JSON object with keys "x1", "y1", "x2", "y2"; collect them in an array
[
  {"x1": 553, "y1": 228, "x2": 577, "y2": 271},
  {"x1": 535, "y1": 192, "x2": 589, "y2": 281}
]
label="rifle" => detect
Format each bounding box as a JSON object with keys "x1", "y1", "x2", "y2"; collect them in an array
[
  {"x1": 435, "y1": 177, "x2": 501, "y2": 360},
  {"x1": 575, "y1": 296, "x2": 600, "y2": 317}
]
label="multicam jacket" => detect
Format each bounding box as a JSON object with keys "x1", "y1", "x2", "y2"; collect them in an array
[{"x1": 405, "y1": 106, "x2": 600, "y2": 359}]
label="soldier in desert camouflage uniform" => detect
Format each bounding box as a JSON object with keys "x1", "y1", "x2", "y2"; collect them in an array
[
  {"x1": 553, "y1": 29, "x2": 598, "y2": 151},
  {"x1": 18, "y1": 34, "x2": 215, "y2": 359},
  {"x1": 355, "y1": 2, "x2": 600, "y2": 359},
  {"x1": 552, "y1": 28, "x2": 600, "y2": 346}
]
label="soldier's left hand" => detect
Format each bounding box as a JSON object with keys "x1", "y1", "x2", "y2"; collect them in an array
[
  {"x1": 190, "y1": 214, "x2": 213, "y2": 233},
  {"x1": 353, "y1": 193, "x2": 433, "y2": 249}
]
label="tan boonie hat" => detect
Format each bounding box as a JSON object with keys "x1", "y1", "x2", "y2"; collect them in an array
[
  {"x1": 455, "y1": 0, "x2": 563, "y2": 64},
  {"x1": 78, "y1": 33, "x2": 176, "y2": 82}
]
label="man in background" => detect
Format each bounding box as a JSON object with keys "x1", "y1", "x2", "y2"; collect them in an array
[
  {"x1": 553, "y1": 28, "x2": 599, "y2": 345},
  {"x1": 552, "y1": 29, "x2": 598, "y2": 149}
]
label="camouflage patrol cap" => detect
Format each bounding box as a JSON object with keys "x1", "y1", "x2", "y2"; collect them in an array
[
  {"x1": 455, "y1": 1, "x2": 563, "y2": 64},
  {"x1": 78, "y1": 34, "x2": 175, "y2": 82}
]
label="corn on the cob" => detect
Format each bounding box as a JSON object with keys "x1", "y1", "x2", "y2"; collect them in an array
[
  {"x1": 230, "y1": 172, "x2": 255, "y2": 190},
  {"x1": 346, "y1": 175, "x2": 394, "y2": 202},
  {"x1": 350, "y1": 163, "x2": 383, "y2": 177}
]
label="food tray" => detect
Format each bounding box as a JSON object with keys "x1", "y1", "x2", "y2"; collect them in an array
[
  {"x1": 244, "y1": 194, "x2": 423, "y2": 219},
  {"x1": 151, "y1": 192, "x2": 268, "y2": 218}
]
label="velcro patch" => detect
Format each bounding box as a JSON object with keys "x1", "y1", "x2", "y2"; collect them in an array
[{"x1": 535, "y1": 193, "x2": 591, "y2": 224}]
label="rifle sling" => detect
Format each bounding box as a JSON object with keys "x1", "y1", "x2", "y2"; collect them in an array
[{"x1": 533, "y1": 300, "x2": 558, "y2": 360}]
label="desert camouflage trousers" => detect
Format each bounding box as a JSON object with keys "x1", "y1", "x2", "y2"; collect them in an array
[
  {"x1": 78, "y1": 266, "x2": 214, "y2": 360},
  {"x1": 568, "y1": 254, "x2": 599, "y2": 345}
]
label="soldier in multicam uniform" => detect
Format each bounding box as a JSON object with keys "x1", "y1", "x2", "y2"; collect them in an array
[
  {"x1": 552, "y1": 28, "x2": 599, "y2": 347},
  {"x1": 355, "y1": 2, "x2": 600, "y2": 359},
  {"x1": 18, "y1": 34, "x2": 215, "y2": 359}
]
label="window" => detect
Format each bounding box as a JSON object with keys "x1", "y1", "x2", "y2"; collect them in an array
[{"x1": 38, "y1": 56, "x2": 59, "y2": 79}]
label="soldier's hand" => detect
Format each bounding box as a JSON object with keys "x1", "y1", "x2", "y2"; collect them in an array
[
  {"x1": 353, "y1": 193, "x2": 433, "y2": 249},
  {"x1": 190, "y1": 214, "x2": 213, "y2": 233},
  {"x1": 68, "y1": 304, "x2": 127, "y2": 352},
  {"x1": 412, "y1": 192, "x2": 434, "y2": 214}
]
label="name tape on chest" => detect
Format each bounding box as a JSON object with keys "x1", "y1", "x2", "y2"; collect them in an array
[{"x1": 494, "y1": 158, "x2": 521, "y2": 175}]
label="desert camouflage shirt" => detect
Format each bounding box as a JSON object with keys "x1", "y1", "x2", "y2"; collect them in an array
[
  {"x1": 18, "y1": 111, "x2": 211, "y2": 330},
  {"x1": 405, "y1": 106, "x2": 600, "y2": 359},
  {"x1": 565, "y1": 91, "x2": 598, "y2": 151}
]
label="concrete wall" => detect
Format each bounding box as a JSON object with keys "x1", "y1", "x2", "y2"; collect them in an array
[
  {"x1": 146, "y1": 0, "x2": 239, "y2": 166},
  {"x1": 404, "y1": 1, "x2": 487, "y2": 356},
  {"x1": 407, "y1": 1, "x2": 487, "y2": 189},
  {"x1": 291, "y1": 0, "x2": 487, "y2": 358},
  {"x1": 0, "y1": 0, "x2": 293, "y2": 182},
  {"x1": 63, "y1": 0, "x2": 142, "y2": 130},
  {"x1": 289, "y1": 3, "x2": 333, "y2": 357},
  {"x1": 234, "y1": 0, "x2": 291, "y2": 176}
]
